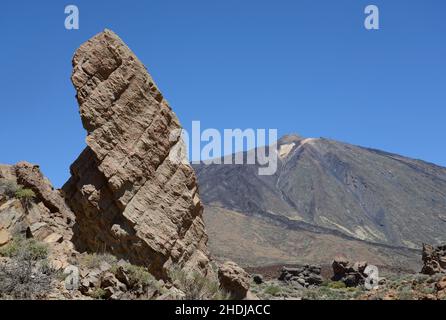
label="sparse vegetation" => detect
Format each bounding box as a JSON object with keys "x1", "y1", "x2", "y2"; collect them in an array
[
  {"x1": 77, "y1": 252, "x2": 117, "y2": 269},
  {"x1": 90, "y1": 288, "x2": 107, "y2": 300},
  {"x1": 0, "y1": 179, "x2": 36, "y2": 209},
  {"x1": 0, "y1": 237, "x2": 48, "y2": 260},
  {"x1": 0, "y1": 237, "x2": 54, "y2": 299},
  {"x1": 251, "y1": 276, "x2": 370, "y2": 300},
  {"x1": 413, "y1": 273, "x2": 429, "y2": 284},
  {"x1": 169, "y1": 267, "x2": 230, "y2": 300},
  {"x1": 0, "y1": 179, "x2": 19, "y2": 198},
  {"x1": 263, "y1": 285, "x2": 282, "y2": 296},
  {"x1": 327, "y1": 281, "x2": 346, "y2": 289},
  {"x1": 117, "y1": 263, "x2": 156, "y2": 287},
  {"x1": 15, "y1": 187, "x2": 36, "y2": 209},
  {"x1": 300, "y1": 285, "x2": 363, "y2": 300},
  {"x1": 397, "y1": 286, "x2": 415, "y2": 300}
]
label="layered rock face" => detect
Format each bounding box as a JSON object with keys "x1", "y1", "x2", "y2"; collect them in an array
[
  {"x1": 0, "y1": 162, "x2": 76, "y2": 269},
  {"x1": 62, "y1": 30, "x2": 211, "y2": 279}
]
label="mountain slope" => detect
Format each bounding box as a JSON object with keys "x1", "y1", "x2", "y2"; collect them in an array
[{"x1": 194, "y1": 135, "x2": 446, "y2": 269}]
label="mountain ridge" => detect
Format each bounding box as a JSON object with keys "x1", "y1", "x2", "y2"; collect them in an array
[{"x1": 194, "y1": 134, "x2": 446, "y2": 269}]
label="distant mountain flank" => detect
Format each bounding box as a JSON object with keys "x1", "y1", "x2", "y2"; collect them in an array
[{"x1": 194, "y1": 134, "x2": 446, "y2": 269}]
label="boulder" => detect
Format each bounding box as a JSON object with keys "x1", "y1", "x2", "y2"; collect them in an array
[
  {"x1": 332, "y1": 256, "x2": 350, "y2": 275},
  {"x1": 101, "y1": 272, "x2": 126, "y2": 291},
  {"x1": 421, "y1": 243, "x2": 446, "y2": 275},
  {"x1": 218, "y1": 261, "x2": 250, "y2": 299},
  {"x1": 0, "y1": 229, "x2": 11, "y2": 246},
  {"x1": 62, "y1": 29, "x2": 212, "y2": 280},
  {"x1": 279, "y1": 264, "x2": 323, "y2": 287},
  {"x1": 43, "y1": 232, "x2": 63, "y2": 244},
  {"x1": 115, "y1": 266, "x2": 132, "y2": 287},
  {"x1": 331, "y1": 257, "x2": 368, "y2": 287},
  {"x1": 252, "y1": 274, "x2": 263, "y2": 285},
  {"x1": 435, "y1": 277, "x2": 446, "y2": 291}
]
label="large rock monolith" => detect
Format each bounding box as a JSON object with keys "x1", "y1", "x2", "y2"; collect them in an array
[{"x1": 63, "y1": 30, "x2": 212, "y2": 279}]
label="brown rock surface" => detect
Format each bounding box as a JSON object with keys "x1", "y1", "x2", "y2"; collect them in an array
[
  {"x1": 0, "y1": 229, "x2": 11, "y2": 246},
  {"x1": 15, "y1": 162, "x2": 75, "y2": 227},
  {"x1": 332, "y1": 256, "x2": 369, "y2": 287},
  {"x1": 421, "y1": 243, "x2": 446, "y2": 275},
  {"x1": 218, "y1": 261, "x2": 250, "y2": 299},
  {"x1": 0, "y1": 165, "x2": 16, "y2": 181},
  {"x1": 0, "y1": 163, "x2": 76, "y2": 269},
  {"x1": 62, "y1": 29, "x2": 211, "y2": 279}
]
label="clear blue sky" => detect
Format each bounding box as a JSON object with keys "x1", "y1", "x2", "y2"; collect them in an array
[{"x1": 0, "y1": 0, "x2": 445, "y2": 187}]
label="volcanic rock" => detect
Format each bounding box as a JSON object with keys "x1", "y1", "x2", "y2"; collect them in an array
[
  {"x1": 195, "y1": 133, "x2": 446, "y2": 269},
  {"x1": 252, "y1": 274, "x2": 263, "y2": 285},
  {"x1": 62, "y1": 29, "x2": 211, "y2": 279},
  {"x1": 332, "y1": 256, "x2": 368, "y2": 287},
  {"x1": 421, "y1": 243, "x2": 446, "y2": 275},
  {"x1": 218, "y1": 261, "x2": 250, "y2": 299},
  {"x1": 278, "y1": 265, "x2": 323, "y2": 287},
  {"x1": 0, "y1": 162, "x2": 76, "y2": 269}
]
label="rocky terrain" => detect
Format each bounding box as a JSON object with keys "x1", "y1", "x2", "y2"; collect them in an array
[
  {"x1": 0, "y1": 30, "x2": 253, "y2": 300},
  {"x1": 247, "y1": 248, "x2": 446, "y2": 300},
  {"x1": 1, "y1": 29, "x2": 446, "y2": 301},
  {"x1": 194, "y1": 134, "x2": 446, "y2": 269}
]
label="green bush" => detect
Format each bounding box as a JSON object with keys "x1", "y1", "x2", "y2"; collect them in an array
[
  {"x1": 301, "y1": 288, "x2": 319, "y2": 300},
  {"x1": 122, "y1": 264, "x2": 156, "y2": 287},
  {"x1": 0, "y1": 238, "x2": 20, "y2": 258},
  {"x1": 397, "y1": 286, "x2": 415, "y2": 300},
  {"x1": 77, "y1": 253, "x2": 117, "y2": 269},
  {"x1": 327, "y1": 281, "x2": 347, "y2": 289},
  {"x1": 0, "y1": 238, "x2": 53, "y2": 299},
  {"x1": 90, "y1": 288, "x2": 107, "y2": 300},
  {"x1": 420, "y1": 286, "x2": 435, "y2": 295},
  {"x1": 15, "y1": 188, "x2": 36, "y2": 199},
  {"x1": 320, "y1": 280, "x2": 330, "y2": 287},
  {"x1": 0, "y1": 237, "x2": 48, "y2": 260},
  {"x1": 413, "y1": 274, "x2": 429, "y2": 284},
  {"x1": 169, "y1": 267, "x2": 230, "y2": 300},
  {"x1": 14, "y1": 187, "x2": 36, "y2": 208},
  {"x1": 264, "y1": 285, "x2": 282, "y2": 296},
  {"x1": 301, "y1": 286, "x2": 349, "y2": 300},
  {"x1": 0, "y1": 179, "x2": 20, "y2": 198}
]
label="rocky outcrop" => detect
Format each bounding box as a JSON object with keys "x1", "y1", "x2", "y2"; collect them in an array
[
  {"x1": 0, "y1": 163, "x2": 76, "y2": 270},
  {"x1": 15, "y1": 162, "x2": 75, "y2": 228},
  {"x1": 278, "y1": 265, "x2": 323, "y2": 288},
  {"x1": 421, "y1": 244, "x2": 446, "y2": 275},
  {"x1": 76, "y1": 256, "x2": 176, "y2": 300},
  {"x1": 218, "y1": 261, "x2": 250, "y2": 299},
  {"x1": 332, "y1": 256, "x2": 368, "y2": 287},
  {"x1": 62, "y1": 29, "x2": 211, "y2": 279}
]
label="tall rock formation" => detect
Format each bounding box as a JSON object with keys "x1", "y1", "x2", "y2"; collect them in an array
[{"x1": 63, "y1": 30, "x2": 211, "y2": 279}]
